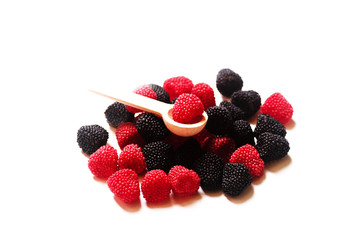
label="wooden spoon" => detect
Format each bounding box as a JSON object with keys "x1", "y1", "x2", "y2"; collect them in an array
[{"x1": 89, "y1": 89, "x2": 208, "y2": 137}]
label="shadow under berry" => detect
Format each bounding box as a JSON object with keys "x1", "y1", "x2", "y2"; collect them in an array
[
  {"x1": 225, "y1": 185, "x2": 254, "y2": 204},
  {"x1": 266, "y1": 155, "x2": 292, "y2": 173},
  {"x1": 114, "y1": 196, "x2": 141, "y2": 212}
]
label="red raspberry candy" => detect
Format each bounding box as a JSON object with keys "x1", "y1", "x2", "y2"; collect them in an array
[
  {"x1": 163, "y1": 76, "x2": 194, "y2": 101},
  {"x1": 203, "y1": 136, "x2": 236, "y2": 163},
  {"x1": 118, "y1": 144, "x2": 146, "y2": 174},
  {"x1": 229, "y1": 144, "x2": 264, "y2": 179},
  {"x1": 126, "y1": 85, "x2": 157, "y2": 113},
  {"x1": 88, "y1": 145, "x2": 118, "y2": 179},
  {"x1": 168, "y1": 166, "x2": 200, "y2": 197},
  {"x1": 172, "y1": 93, "x2": 204, "y2": 124},
  {"x1": 191, "y1": 83, "x2": 216, "y2": 110},
  {"x1": 116, "y1": 122, "x2": 145, "y2": 150},
  {"x1": 107, "y1": 169, "x2": 140, "y2": 203},
  {"x1": 193, "y1": 128, "x2": 213, "y2": 148},
  {"x1": 141, "y1": 170, "x2": 171, "y2": 203},
  {"x1": 260, "y1": 92, "x2": 293, "y2": 125}
]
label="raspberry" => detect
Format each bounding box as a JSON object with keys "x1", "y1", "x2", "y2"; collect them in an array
[
  {"x1": 107, "y1": 169, "x2": 140, "y2": 203},
  {"x1": 88, "y1": 145, "x2": 118, "y2": 179},
  {"x1": 229, "y1": 120, "x2": 255, "y2": 147},
  {"x1": 174, "y1": 138, "x2": 202, "y2": 169},
  {"x1": 260, "y1": 92, "x2": 293, "y2": 125},
  {"x1": 191, "y1": 83, "x2": 216, "y2": 110},
  {"x1": 205, "y1": 106, "x2": 232, "y2": 135},
  {"x1": 172, "y1": 93, "x2": 204, "y2": 124},
  {"x1": 116, "y1": 122, "x2": 145, "y2": 150},
  {"x1": 193, "y1": 128, "x2": 213, "y2": 148},
  {"x1": 219, "y1": 100, "x2": 246, "y2": 121},
  {"x1": 142, "y1": 141, "x2": 174, "y2": 172},
  {"x1": 222, "y1": 163, "x2": 252, "y2": 197},
  {"x1": 229, "y1": 144, "x2": 264, "y2": 179},
  {"x1": 135, "y1": 112, "x2": 169, "y2": 143},
  {"x1": 256, "y1": 132, "x2": 290, "y2": 163},
  {"x1": 216, "y1": 68, "x2": 243, "y2": 98},
  {"x1": 193, "y1": 153, "x2": 224, "y2": 191},
  {"x1": 163, "y1": 76, "x2": 194, "y2": 101},
  {"x1": 118, "y1": 144, "x2": 146, "y2": 174},
  {"x1": 254, "y1": 113, "x2": 286, "y2": 138},
  {"x1": 203, "y1": 136, "x2": 236, "y2": 163},
  {"x1": 168, "y1": 166, "x2": 200, "y2": 197},
  {"x1": 149, "y1": 84, "x2": 170, "y2": 103},
  {"x1": 231, "y1": 90, "x2": 261, "y2": 119},
  {"x1": 141, "y1": 170, "x2": 171, "y2": 203},
  {"x1": 126, "y1": 85, "x2": 157, "y2": 113},
  {"x1": 77, "y1": 124, "x2": 109, "y2": 155}
]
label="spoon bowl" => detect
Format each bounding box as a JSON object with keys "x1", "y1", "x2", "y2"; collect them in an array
[{"x1": 89, "y1": 89, "x2": 208, "y2": 137}]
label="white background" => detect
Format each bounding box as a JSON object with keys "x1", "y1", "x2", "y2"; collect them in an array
[{"x1": 1, "y1": 0, "x2": 359, "y2": 239}]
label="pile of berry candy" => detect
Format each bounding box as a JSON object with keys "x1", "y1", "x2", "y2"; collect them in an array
[{"x1": 77, "y1": 68, "x2": 293, "y2": 203}]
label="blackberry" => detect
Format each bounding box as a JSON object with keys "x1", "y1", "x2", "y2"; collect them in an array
[
  {"x1": 135, "y1": 112, "x2": 170, "y2": 143},
  {"x1": 205, "y1": 106, "x2": 232, "y2": 135},
  {"x1": 230, "y1": 120, "x2": 255, "y2": 147},
  {"x1": 149, "y1": 84, "x2": 170, "y2": 103},
  {"x1": 231, "y1": 90, "x2": 261, "y2": 119},
  {"x1": 77, "y1": 124, "x2": 108, "y2": 155},
  {"x1": 222, "y1": 163, "x2": 252, "y2": 197},
  {"x1": 256, "y1": 132, "x2": 290, "y2": 163},
  {"x1": 193, "y1": 153, "x2": 224, "y2": 191},
  {"x1": 142, "y1": 141, "x2": 174, "y2": 172},
  {"x1": 216, "y1": 68, "x2": 243, "y2": 98},
  {"x1": 174, "y1": 138, "x2": 202, "y2": 169},
  {"x1": 219, "y1": 100, "x2": 246, "y2": 121},
  {"x1": 254, "y1": 113, "x2": 286, "y2": 138},
  {"x1": 104, "y1": 102, "x2": 134, "y2": 128}
]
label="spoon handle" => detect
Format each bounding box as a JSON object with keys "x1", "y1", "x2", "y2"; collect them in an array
[{"x1": 89, "y1": 89, "x2": 171, "y2": 116}]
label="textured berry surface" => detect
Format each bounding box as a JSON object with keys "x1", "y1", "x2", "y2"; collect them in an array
[
  {"x1": 163, "y1": 76, "x2": 194, "y2": 101},
  {"x1": 205, "y1": 106, "x2": 232, "y2": 135},
  {"x1": 116, "y1": 122, "x2": 145, "y2": 150},
  {"x1": 191, "y1": 83, "x2": 216, "y2": 110},
  {"x1": 88, "y1": 145, "x2": 118, "y2": 179},
  {"x1": 256, "y1": 132, "x2": 290, "y2": 163},
  {"x1": 230, "y1": 120, "x2": 255, "y2": 147},
  {"x1": 219, "y1": 100, "x2": 246, "y2": 121},
  {"x1": 193, "y1": 153, "x2": 224, "y2": 191},
  {"x1": 149, "y1": 84, "x2": 170, "y2": 103},
  {"x1": 222, "y1": 163, "x2": 252, "y2": 197},
  {"x1": 172, "y1": 93, "x2": 204, "y2": 124},
  {"x1": 118, "y1": 144, "x2": 146, "y2": 174},
  {"x1": 260, "y1": 92, "x2": 293, "y2": 124},
  {"x1": 77, "y1": 124, "x2": 109, "y2": 155},
  {"x1": 104, "y1": 102, "x2": 134, "y2": 128},
  {"x1": 135, "y1": 112, "x2": 170, "y2": 143},
  {"x1": 254, "y1": 113, "x2": 286, "y2": 138},
  {"x1": 141, "y1": 170, "x2": 171, "y2": 203},
  {"x1": 216, "y1": 68, "x2": 243, "y2": 97},
  {"x1": 231, "y1": 90, "x2": 261, "y2": 119},
  {"x1": 174, "y1": 138, "x2": 202, "y2": 170},
  {"x1": 229, "y1": 144, "x2": 264, "y2": 178},
  {"x1": 203, "y1": 136, "x2": 236, "y2": 163},
  {"x1": 126, "y1": 85, "x2": 157, "y2": 113},
  {"x1": 142, "y1": 141, "x2": 174, "y2": 172},
  {"x1": 168, "y1": 166, "x2": 200, "y2": 197},
  {"x1": 107, "y1": 169, "x2": 140, "y2": 203}
]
